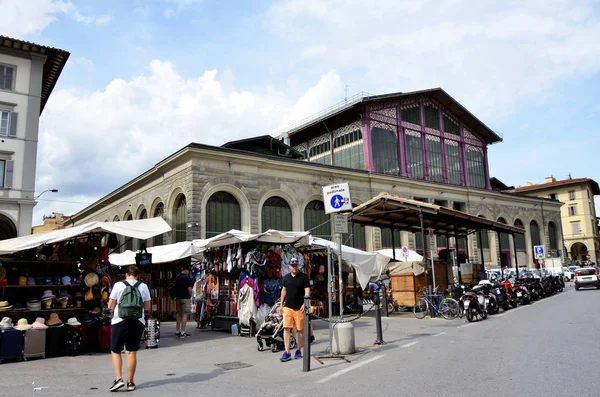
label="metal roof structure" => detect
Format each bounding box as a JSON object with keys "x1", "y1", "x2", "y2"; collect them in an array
[
  {"x1": 0, "y1": 36, "x2": 70, "y2": 113},
  {"x1": 349, "y1": 193, "x2": 525, "y2": 237}
]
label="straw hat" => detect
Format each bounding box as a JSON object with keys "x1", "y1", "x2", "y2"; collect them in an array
[
  {"x1": 15, "y1": 318, "x2": 33, "y2": 331},
  {"x1": 0, "y1": 317, "x2": 13, "y2": 329},
  {"x1": 66, "y1": 317, "x2": 81, "y2": 327},
  {"x1": 32, "y1": 317, "x2": 48, "y2": 330},
  {"x1": 84, "y1": 272, "x2": 99, "y2": 288},
  {"x1": 0, "y1": 301, "x2": 12, "y2": 310},
  {"x1": 46, "y1": 313, "x2": 62, "y2": 326}
]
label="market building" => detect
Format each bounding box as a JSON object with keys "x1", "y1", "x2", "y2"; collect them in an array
[
  {"x1": 0, "y1": 36, "x2": 69, "y2": 239},
  {"x1": 67, "y1": 88, "x2": 562, "y2": 269},
  {"x1": 513, "y1": 176, "x2": 600, "y2": 263}
]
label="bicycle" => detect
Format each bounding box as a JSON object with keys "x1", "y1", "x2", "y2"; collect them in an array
[{"x1": 413, "y1": 288, "x2": 460, "y2": 320}]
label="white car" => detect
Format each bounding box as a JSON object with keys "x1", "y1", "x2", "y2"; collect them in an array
[
  {"x1": 562, "y1": 267, "x2": 573, "y2": 281},
  {"x1": 574, "y1": 268, "x2": 600, "y2": 290}
]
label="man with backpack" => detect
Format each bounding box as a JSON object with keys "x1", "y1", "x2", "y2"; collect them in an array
[{"x1": 107, "y1": 265, "x2": 151, "y2": 392}]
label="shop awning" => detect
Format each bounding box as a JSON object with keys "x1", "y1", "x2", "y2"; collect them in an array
[
  {"x1": 349, "y1": 193, "x2": 525, "y2": 237},
  {"x1": 376, "y1": 249, "x2": 424, "y2": 262},
  {"x1": 108, "y1": 241, "x2": 203, "y2": 267},
  {"x1": 192, "y1": 229, "x2": 311, "y2": 249},
  {"x1": 309, "y1": 237, "x2": 392, "y2": 289},
  {"x1": 0, "y1": 217, "x2": 171, "y2": 255},
  {"x1": 255, "y1": 230, "x2": 311, "y2": 246}
]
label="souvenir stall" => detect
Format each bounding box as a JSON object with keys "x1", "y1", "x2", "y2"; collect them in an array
[
  {"x1": 191, "y1": 230, "x2": 311, "y2": 335},
  {"x1": 108, "y1": 241, "x2": 203, "y2": 321},
  {"x1": 0, "y1": 218, "x2": 170, "y2": 362}
]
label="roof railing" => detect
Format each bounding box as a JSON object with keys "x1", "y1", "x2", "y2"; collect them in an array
[{"x1": 275, "y1": 91, "x2": 373, "y2": 138}]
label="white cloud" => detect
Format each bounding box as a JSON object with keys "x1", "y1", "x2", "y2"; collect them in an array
[
  {"x1": 301, "y1": 44, "x2": 328, "y2": 58},
  {"x1": 35, "y1": 61, "x2": 337, "y2": 222},
  {"x1": 162, "y1": 0, "x2": 201, "y2": 18},
  {"x1": 0, "y1": 0, "x2": 110, "y2": 37},
  {"x1": 267, "y1": 0, "x2": 600, "y2": 122}
]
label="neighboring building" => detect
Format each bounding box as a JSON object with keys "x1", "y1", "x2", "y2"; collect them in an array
[
  {"x1": 513, "y1": 176, "x2": 600, "y2": 263},
  {"x1": 66, "y1": 88, "x2": 562, "y2": 268},
  {"x1": 0, "y1": 36, "x2": 69, "y2": 239},
  {"x1": 31, "y1": 212, "x2": 70, "y2": 234}
]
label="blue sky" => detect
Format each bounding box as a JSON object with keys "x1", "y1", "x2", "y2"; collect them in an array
[{"x1": 1, "y1": 0, "x2": 599, "y2": 223}]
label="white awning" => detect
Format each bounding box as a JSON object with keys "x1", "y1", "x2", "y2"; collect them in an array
[
  {"x1": 192, "y1": 229, "x2": 311, "y2": 249},
  {"x1": 255, "y1": 230, "x2": 310, "y2": 246},
  {"x1": 309, "y1": 237, "x2": 392, "y2": 289},
  {"x1": 376, "y1": 248, "x2": 424, "y2": 262},
  {"x1": 109, "y1": 241, "x2": 202, "y2": 267},
  {"x1": 0, "y1": 217, "x2": 172, "y2": 255}
]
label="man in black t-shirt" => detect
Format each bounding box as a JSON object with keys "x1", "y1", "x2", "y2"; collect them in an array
[
  {"x1": 277, "y1": 257, "x2": 310, "y2": 362},
  {"x1": 174, "y1": 268, "x2": 193, "y2": 339}
]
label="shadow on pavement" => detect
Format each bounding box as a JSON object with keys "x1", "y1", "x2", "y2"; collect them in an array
[{"x1": 138, "y1": 369, "x2": 224, "y2": 389}]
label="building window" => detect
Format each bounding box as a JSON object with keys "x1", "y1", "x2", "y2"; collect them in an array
[
  {"x1": 436, "y1": 235, "x2": 447, "y2": 247},
  {"x1": 380, "y1": 228, "x2": 394, "y2": 249},
  {"x1": 261, "y1": 196, "x2": 292, "y2": 232},
  {"x1": 568, "y1": 205, "x2": 577, "y2": 216},
  {"x1": 206, "y1": 191, "x2": 241, "y2": 238},
  {"x1": 414, "y1": 232, "x2": 423, "y2": 252},
  {"x1": 0, "y1": 160, "x2": 4, "y2": 187},
  {"x1": 153, "y1": 203, "x2": 165, "y2": 246},
  {"x1": 401, "y1": 106, "x2": 421, "y2": 125},
  {"x1": 309, "y1": 140, "x2": 331, "y2": 165},
  {"x1": 175, "y1": 195, "x2": 187, "y2": 242},
  {"x1": 443, "y1": 115, "x2": 460, "y2": 136},
  {"x1": 426, "y1": 135, "x2": 443, "y2": 182},
  {"x1": 304, "y1": 200, "x2": 329, "y2": 239},
  {"x1": 0, "y1": 111, "x2": 9, "y2": 136},
  {"x1": 424, "y1": 104, "x2": 440, "y2": 130},
  {"x1": 334, "y1": 129, "x2": 363, "y2": 170},
  {"x1": 372, "y1": 127, "x2": 399, "y2": 175},
  {"x1": 406, "y1": 130, "x2": 424, "y2": 179},
  {"x1": 572, "y1": 222, "x2": 580, "y2": 235},
  {"x1": 466, "y1": 147, "x2": 486, "y2": 188},
  {"x1": 530, "y1": 221, "x2": 541, "y2": 246},
  {"x1": 514, "y1": 219, "x2": 526, "y2": 250},
  {"x1": 548, "y1": 222, "x2": 558, "y2": 250},
  {"x1": 445, "y1": 140, "x2": 462, "y2": 185},
  {"x1": 0, "y1": 65, "x2": 15, "y2": 91},
  {"x1": 548, "y1": 193, "x2": 557, "y2": 200},
  {"x1": 342, "y1": 223, "x2": 366, "y2": 250},
  {"x1": 568, "y1": 190, "x2": 575, "y2": 200},
  {"x1": 478, "y1": 230, "x2": 489, "y2": 249}
]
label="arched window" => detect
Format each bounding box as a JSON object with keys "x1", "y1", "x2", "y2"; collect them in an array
[
  {"x1": 304, "y1": 200, "x2": 330, "y2": 239},
  {"x1": 135, "y1": 209, "x2": 148, "y2": 249},
  {"x1": 371, "y1": 127, "x2": 399, "y2": 175},
  {"x1": 497, "y1": 217, "x2": 510, "y2": 249},
  {"x1": 140, "y1": 209, "x2": 147, "y2": 219},
  {"x1": 153, "y1": 203, "x2": 164, "y2": 246},
  {"x1": 530, "y1": 220, "x2": 541, "y2": 247},
  {"x1": 466, "y1": 147, "x2": 486, "y2": 188},
  {"x1": 548, "y1": 222, "x2": 558, "y2": 250},
  {"x1": 261, "y1": 196, "x2": 292, "y2": 232},
  {"x1": 175, "y1": 195, "x2": 187, "y2": 242},
  {"x1": 477, "y1": 216, "x2": 489, "y2": 249},
  {"x1": 0, "y1": 214, "x2": 17, "y2": 240},
  {"x1": 125, "y1": 213, "x2": 133, "y2": 251},
  {"x1": 206, "y1": 191, "x2": 241, "y2": 238},
  {"x1": 514, "y1": 219, "x2": 526, "y2": 250}
]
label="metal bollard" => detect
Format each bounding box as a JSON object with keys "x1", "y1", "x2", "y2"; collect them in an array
[
  {"x1": 302, "y1": 296, "x2": 311, "y2": 372},
  {"x1": 370, "y1": 283, "x2": 385, "y2": 345}
]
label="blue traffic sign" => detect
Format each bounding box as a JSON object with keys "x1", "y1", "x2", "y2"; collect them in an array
[
  {"x1": 330, "y1": 194, "x2": 344, "y2": 209},
  {"x1": 534, "y1": 246, "x2": 544, "y2": 255}
]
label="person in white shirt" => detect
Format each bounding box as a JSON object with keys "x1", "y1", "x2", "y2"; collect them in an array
[{"x1": 107, "y1": 266, "x2": 151, "y2": 392}]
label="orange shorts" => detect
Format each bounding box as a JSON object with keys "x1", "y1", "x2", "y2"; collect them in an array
[{"x1": 282, "y1": 307, "x2": 304, "y2": 331}]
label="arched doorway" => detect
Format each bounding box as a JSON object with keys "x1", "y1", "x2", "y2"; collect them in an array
[
  {"x1": 570, "y1": 242, "x2": 588, "y2": 262},
  {"x1": 497, "y1": 217, "x2": 510, "y2": 268},
  {"x1": 261, "y1": 196, "x2": 292, "y2": 232},
  {"x1": 206, "y1": 191, "x2": 241, "y2": 238},
  {"x1": 304, "y1": 200, "x2": 330, "y2": 240},
  {"x1": 153, "y1": 203, "x2": 164, "y2": 246},
  {"x1": 0, "y1": 214, "x2": 16, "y2": 240},
  {"x1": 174, "y1": 195, "x2": 187, "y2": 242}
]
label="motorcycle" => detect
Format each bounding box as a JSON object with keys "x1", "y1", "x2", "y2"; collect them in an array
[
  {"x1": 513, "y1": 278, "x2": 531, "y2": 304},
  {"x1": 475, "y1": 280, "x2": 499, "y2": 314},
  {"x1": 460, "y1": 285, "x2": 488, "y2": 322},
  {"x1": 499, "y1": 277, "x2": 518, "y2": 308}
]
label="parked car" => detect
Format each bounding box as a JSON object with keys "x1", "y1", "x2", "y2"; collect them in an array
[
  {"x1": 574, "y1": 268, "x2": 600, "y2": 290},
  {"x1": 569, "y1": 265, "x2": 581, "y2": 273},
  {"x1": 562, "y1": 267, "x2": 573, "y2": 280}
]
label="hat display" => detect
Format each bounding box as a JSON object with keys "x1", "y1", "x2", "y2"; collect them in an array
[
  {"x1": 61, "y1": 276, "x2": 72, "y2": 286},
  {"x1": 66, "y1": 317, "x2": 81, "y2": 327},
  {"x1": 35, "y1": 276, "x2": 44, "y2": 286},
  {"x1": 57, "y1": 290, "x2": 71, "y2": 301},
  {"x1": 41, "y1": 290, "x2": 56, "y2": 301},
  {"x1": 84, "y1": 272, "x2": 99, "y2": 288},
  {"x1": 71, "y1": 275, "x2": 80, "y2": 285},
  {"x1": 46, "y1": 313, "x2": 62, "y2": 326},
  {"x1": 26, "y1": 299, "x2": 41, "y2": 311},
  {"x1": 0, "y1": 301, "x2": 13, "y2": 311},
  {"x1": 18, "y1": 276, "x2": 27, "y2": 286},
  {"x1": 0, "y1": 317, "x2": 13, "y2": 329},
  {"x1": 74, "y1": 292, "x2": 84, "y2": 300},
  {"x1": 52, "y1": 276, "x2": 61, "y2": 285},
  {"x1": 81, "y1": 314, "x2": 95, "y2": 324},
  {"x1": 13, "y1": 302, "x2": 25, "y2": 311},
  {"x1": 32, "y1": 317, "x2": 48, "y2": 330},
  {"x1": 44, "y1": 277, "x2": 52, "y2": 285},
  {"x1": 100, "y1": 273, "x2": 111, "y2": 288},
  {"x1": 15, "y1": 318, "x2": 33, "y2": 331}
]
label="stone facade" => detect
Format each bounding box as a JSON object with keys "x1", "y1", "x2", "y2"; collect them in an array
[{"x1": 68, "y1": 144, "x2": 562, "y2": 268}]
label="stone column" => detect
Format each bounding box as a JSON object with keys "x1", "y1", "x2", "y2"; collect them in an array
[{"x1": 525, "y1": 223, "x2": 533, "y2": 267}]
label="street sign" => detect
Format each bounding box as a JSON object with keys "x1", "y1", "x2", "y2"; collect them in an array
[
  {"x1": 322, "y1": 183, "x2": 352, "y2": 214},
  {"x1": 557, "y1": 249, "x2": 562, "y2": 258},
  {"x1": 537, "y1": 259, "x2": 544, "y2": 265},
  {"x1": 333, "y1": 214, "x2": 348, "y2": 233},
  {"x1": 534, "y1": 245, "x2": 545, "y2": 259},
  {"x1": 401, "y1": 246, "x2": 409, "y2": 259}
]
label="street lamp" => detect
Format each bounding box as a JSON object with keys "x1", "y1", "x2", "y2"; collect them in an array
[{"x1": 34, "y1": 189, "x2": 58, "y2": 200}]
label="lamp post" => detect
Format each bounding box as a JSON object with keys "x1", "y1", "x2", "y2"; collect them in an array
[{"x1": 34, "y1": 189, "x2": 58, "y2": 200}]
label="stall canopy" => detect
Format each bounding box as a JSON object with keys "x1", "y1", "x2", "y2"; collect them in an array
[
  {"x1": 0, "y1": 217, "x2": 172, "y2": 255},
  {"x1": 376, "y1": 249, "x2": 423, "y2": 262},
  {"x1": 192, "y1": 229, "x2": 311, "y2": 250},
  {"x1": 309, "y1": 237, "x2": 392, "y2": 289},
  {"x1": 108, "y1": 241, "x2": 202, "y2": 267},
  {"x1": 350, "y1": 193, "x2": 525, "y2": 237}
]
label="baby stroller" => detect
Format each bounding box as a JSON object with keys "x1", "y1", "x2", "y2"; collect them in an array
[{"x1": 256, "y1": 301, "x2": 297, "y2": 353}]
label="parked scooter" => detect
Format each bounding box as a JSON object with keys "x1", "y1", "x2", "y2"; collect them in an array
[
  {"x1": 475, "y1": 280, "x2": 499, "y2": 314},
  {"x1": 460, "y1": 285, "x2": 488, "y2": 322},
  {"x1": 499, "y1": 277, "x2": 518, "y2": 308},
  {"x1": 513, "y1": 278, "x2": 531, "y2": 304}
]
